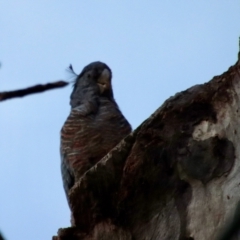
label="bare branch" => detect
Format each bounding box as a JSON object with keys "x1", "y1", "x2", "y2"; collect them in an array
[
  {"x1": 0, "y1": 80, "x2": 69, "y2": 102},
  {"x1": 0, "y1": 231, "x2": 5, "y2": 240}
]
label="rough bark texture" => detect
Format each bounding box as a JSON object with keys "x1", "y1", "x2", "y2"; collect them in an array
[{"x1": 54, "y1": 60, "x2": 240, "y2": 240}]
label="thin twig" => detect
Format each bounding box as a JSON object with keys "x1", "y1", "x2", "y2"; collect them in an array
[
  {"x1": 0, "y1": 80, "x2": 69, "y2": 101},
  {"x1": 0, "y1": 231, "x2": 5, "y2": 240}
]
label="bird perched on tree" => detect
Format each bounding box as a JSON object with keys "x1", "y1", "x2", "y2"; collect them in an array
[{"x1": 60, "y1": 61, "x2": 131, "y2": 206}]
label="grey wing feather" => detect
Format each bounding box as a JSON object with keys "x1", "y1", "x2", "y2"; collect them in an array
[{"x1": 61, "y1": 153, "x2": 75, "y2": 200}]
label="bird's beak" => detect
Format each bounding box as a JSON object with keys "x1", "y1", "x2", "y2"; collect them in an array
[{"x1": 97, "y1": 68, "x2": 111, "y2": 94}]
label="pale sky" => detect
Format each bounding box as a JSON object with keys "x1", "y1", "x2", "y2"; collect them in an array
[{"x1": 0, "y1": 1, "x2": 239, "y2": 239}]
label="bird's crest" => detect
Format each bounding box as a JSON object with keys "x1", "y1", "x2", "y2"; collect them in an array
[{"x1": 66, "y1": 64, "x2": 78, "y2": 86}]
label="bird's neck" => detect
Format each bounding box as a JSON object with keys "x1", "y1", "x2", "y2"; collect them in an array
[{"x1": 70, "y1": 94, "x2": 99, "y2": 115}]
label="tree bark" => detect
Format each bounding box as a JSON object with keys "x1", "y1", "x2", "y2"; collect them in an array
[{"x1": 54, "y1": 59, "x2": 240, "y2": 240}]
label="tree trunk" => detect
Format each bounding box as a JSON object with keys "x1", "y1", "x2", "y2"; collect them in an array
[{"x1": 54, "y1": 59, "x2": 240, "y2": 240}]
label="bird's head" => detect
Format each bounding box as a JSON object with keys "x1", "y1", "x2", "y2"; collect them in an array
[{"x1": 70, "y1": 61, "x2": 114, "y2": 108}]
